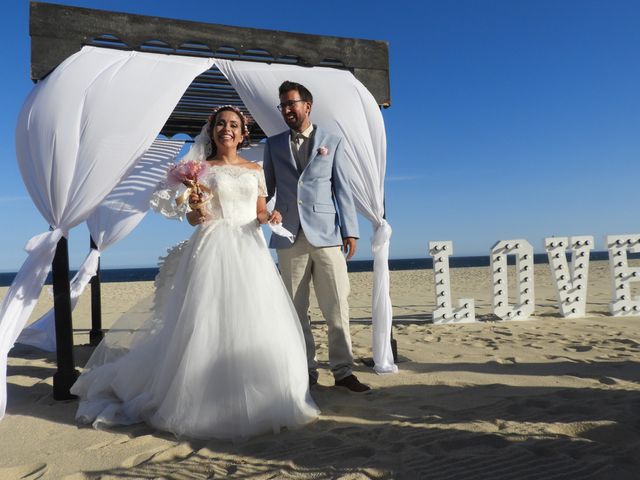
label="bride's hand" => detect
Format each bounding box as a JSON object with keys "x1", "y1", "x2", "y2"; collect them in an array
[
  {"x1": 257, "y1": 210, "x2": 270, "y2": 224},
  {"x1": 188, "y1": 191, "x2": 203, "y2": 206},
  {"x1": 187, "y1": 210, "x2": 210, "y2": 226}
]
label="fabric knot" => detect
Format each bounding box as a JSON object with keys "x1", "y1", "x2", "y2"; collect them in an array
[
  {"x1": 24, "y1": 228, "x2": 66, "y2": 254},
  {"x1": 371, "y1": 220, "x2": 392, "y2": 253}
]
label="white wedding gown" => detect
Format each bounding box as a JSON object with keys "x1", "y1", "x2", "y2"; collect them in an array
[{"x1": 71, "y1": 164, "x2": 319, "y2": 440}]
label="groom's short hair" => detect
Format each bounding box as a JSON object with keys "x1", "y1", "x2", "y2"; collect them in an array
[{"x1": 279, "y1": 81, "x2": 313, "y2": 104}]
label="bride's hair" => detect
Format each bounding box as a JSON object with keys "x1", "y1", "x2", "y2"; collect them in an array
[{"x1": 206, "y1": 105, "x2": 251, "y2": 157}]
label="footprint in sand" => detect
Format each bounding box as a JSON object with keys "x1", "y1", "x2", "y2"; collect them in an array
[
  {"x1": 0, "y1": 463, "x2": 47, "y2": 480},
  {"x1": 496, "y1": 357, "x2": 517, "y2": 365},
  {"x1": 610, "y1": 338, "x2": 640, "y2": 348},
  {"x1": 121, "y1": 451, "x2": 159, "y2": 469},
  {"x1": 86, "y1": 439, "x2": 116, "y2": 451},
  {"x1": 492, "y1": 329, "x2": 513, "y2": 337},
  {"x1": 565, "y1": 345, "x2": 593, "y2": 353},
  {"x1": 149, "y1": 444, "x2": 194, "y2": 463},
  {"x1": 597, "y1": 376, "x2": 619, "y2": 385},
  {"x1": 544, "y1": 354, "x2": 582, "y2": 363}
]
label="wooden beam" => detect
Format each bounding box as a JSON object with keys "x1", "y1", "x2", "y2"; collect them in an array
[{"x1": 29, "y1": 1, "x2": 391, "y2": 106}]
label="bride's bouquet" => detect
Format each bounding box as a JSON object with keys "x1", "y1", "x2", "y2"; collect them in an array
[{"x1": 167, "y1": 160, "x2": 211, "y2": 217}]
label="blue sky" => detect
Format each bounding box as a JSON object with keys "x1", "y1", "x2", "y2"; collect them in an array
[{"x1": 1, "y1": 0, "x2": 639, "y2": 270}]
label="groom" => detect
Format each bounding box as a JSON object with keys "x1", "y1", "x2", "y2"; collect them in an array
[{"x1": 263, "y1": 81, "x2": 370, "y2": 393}]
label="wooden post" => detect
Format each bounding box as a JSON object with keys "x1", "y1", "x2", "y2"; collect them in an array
[
  {"x1": 51, "y1": 236, "x2": 79, "y2": 400},
  {"x1": 390, "y1": 329, "x2": 398, "y2": 362},
  {"x1": 89, "y1": 236, "x2": 103, "y2": 346}
]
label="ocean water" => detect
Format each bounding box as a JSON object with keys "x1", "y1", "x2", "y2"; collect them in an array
[{"x1": 0, "y1": 251, "x2": 622, "y2": 287}]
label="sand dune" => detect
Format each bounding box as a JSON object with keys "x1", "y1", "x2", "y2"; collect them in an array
[{"x1": 1, "y1": 259, "x2": 640, "y2": 479}]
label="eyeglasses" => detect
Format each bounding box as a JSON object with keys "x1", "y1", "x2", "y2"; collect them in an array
[{"x1": 277, "y1": 99, "x2": 306, "y2": 112}]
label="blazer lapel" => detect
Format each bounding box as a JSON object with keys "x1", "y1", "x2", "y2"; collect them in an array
[{"x1": 304, "y1": 125, "x2": 324, "y2": 171}]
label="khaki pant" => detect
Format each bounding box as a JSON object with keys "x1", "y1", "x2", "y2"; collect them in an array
[{"x1": 277, "y1": 231, "x2": 353, "y2": 381}]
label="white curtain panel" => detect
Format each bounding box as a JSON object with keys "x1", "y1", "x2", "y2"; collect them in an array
[
  {"x1": 214, "y1": 59, "x2": 396, "y2": 374},
  {"x1": 1, "y1": 46, "x2": 213, "y2": 419},
  {"x1": 17, "y1": 139, "x2": 185, "y2": 352}
]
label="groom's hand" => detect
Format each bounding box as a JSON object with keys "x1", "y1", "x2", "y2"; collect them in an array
[
  {"x1": 269, "y1": 209, "x2": 282, "y2": 224},
  {"x1": 343, "y1": 237, "x2": 357, "y2": 260}
]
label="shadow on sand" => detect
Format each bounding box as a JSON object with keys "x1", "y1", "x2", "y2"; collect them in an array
[{"x1": 6, "y1": 341, "x2": 640, "y2": 479}]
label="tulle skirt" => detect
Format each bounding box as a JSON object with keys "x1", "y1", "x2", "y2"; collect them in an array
[{"x1": 71, "y1": 219, "x2": 319, "y2": 440}]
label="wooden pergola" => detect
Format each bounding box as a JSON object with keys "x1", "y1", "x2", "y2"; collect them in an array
[
  {"x1": 28, "y1": 1, "x2": 392, "y2": 399},
  {"x1": 31, "y1": 1, "x2": 391, "y2": 138}
]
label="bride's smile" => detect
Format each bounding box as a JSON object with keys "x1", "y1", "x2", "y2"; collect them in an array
[{"x1": 213, "y1": 111, "x2": 244, "y2": 148}]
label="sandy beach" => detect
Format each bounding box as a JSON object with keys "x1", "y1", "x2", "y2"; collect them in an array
[{"x1": 2, "y1": 259, "x2": 640, "y2": 479}]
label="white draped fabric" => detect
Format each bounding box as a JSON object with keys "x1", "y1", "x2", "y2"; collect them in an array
[
  {"x1": 17, "y1": 140, "x2": 185, "y2": 352},
  {"x1": 214, "y1": 59, "x2": 397, "y2": 373},
  {"x1": 0, "y1": 46, "x2": 214, "y2": 419}
]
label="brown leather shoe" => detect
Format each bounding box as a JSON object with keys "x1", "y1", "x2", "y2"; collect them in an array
[{"x1": 334, "y1": 374, "x2": 371, "y2": 392}]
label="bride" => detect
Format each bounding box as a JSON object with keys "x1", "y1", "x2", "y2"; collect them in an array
[{"x1": 70, "y1": 106, "x2": 319, "y2": 440}]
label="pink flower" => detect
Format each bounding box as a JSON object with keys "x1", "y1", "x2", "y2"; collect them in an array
[
  {"x1": 317, "y1": 146, "x2": 329, "y2": 156},
  {"x1": 167, "y1": 160, "x2": 209, "y2": 187}
]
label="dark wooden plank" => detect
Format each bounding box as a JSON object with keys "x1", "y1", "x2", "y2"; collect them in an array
[{"x1": 30, "y1": 1, "x2": 390, "y2": 106}]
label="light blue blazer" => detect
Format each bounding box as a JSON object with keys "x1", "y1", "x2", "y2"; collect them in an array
[{"x1": 263, "y1": 125, "x2": 359, "y2": 249}]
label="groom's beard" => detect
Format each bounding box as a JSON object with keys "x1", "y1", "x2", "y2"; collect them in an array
[{"x1": 284, "y1": 113, "x2": 306, "y2": 131}]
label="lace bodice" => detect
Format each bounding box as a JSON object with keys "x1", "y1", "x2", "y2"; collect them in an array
[
  {"x1": 150, "y1": 163, "x2": 267, "y2": 224},
  {"x1": 204, "y1": 165, "x2": 267, "y2": 224}
]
